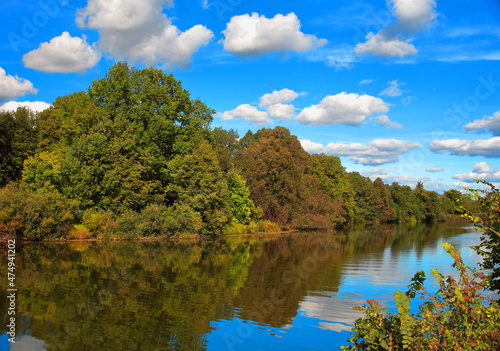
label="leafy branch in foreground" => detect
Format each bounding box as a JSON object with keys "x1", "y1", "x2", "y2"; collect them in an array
[
  {"x1": 342, "y1": 243, "x2": 500, "y2": 351},
  {"x1": 462, "y1": 180, "x2": 500, "y2": 294}
]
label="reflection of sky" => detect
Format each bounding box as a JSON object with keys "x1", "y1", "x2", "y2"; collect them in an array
[
  {"x1": 0, "y1": 334, "x2": 46, "y2": 351},
  {"x1": 206, "y1": 227, "x2": 492, "y2": 350}
]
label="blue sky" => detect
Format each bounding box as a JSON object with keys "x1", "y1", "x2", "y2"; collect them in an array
[{"x1": 1, "y1": 0, "x2": 500, "y2": 192}]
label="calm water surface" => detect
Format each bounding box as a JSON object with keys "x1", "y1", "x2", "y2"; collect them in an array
[{"x1": 0, "y1": 222, "x2": 486, "y2": 350}]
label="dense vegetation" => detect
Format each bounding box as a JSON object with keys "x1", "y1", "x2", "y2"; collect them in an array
[
  {"x1": 0, "y1": 63, "x2": 475, "y2": 239},
  {"x1": 343, "y1": 183, "x2": 500, "y2": 350}
]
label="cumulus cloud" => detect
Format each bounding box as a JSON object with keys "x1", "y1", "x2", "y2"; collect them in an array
[
  {"x1": 76, "y1": 0, "x2": 213, "y2": 68},
  {"x1": 23, "y1": 32, "x2": 101, "y2": 73},
  {"x1": 220, "y1": 88, "x2": 302, "y2": 125},
  {"x1": 376, "y1": 115, "x2": 403, "y2": 129},
  {"x1": 258, "y1": 88, "x2": 300, "y2": 120},
  {"x1": 300, "y1": 139, "x2": 325, "y2": 153},
  {"x1": 0, "y1": 68, "x2": 37, "y2": 102},
  {"x1": 222, "y1": 12, "x2": 327, "y2": 58},
  {"x1": 355, "y1": 33, "x2": 417, "y2": 58},
  {"x1": 452, "y1": 162, "x2": 500, "y2": 182},
  {"x1": 266, "y1": 103, "x2": 295, "y2": 120},
  {"x1": 354, "y1": 0, "x2": 437, "y2": 58},
  {"x1": 430, "y1": 137, "x2": 500, "y2": 157},
  {"x1": 0, "y1": 100, "x2": 51, "y2": 113},
  {"x1": 426, "y1": 168, "x2": 444, "y2": 172},
  {"x1": 259, "y1": 88, "x2": 299, "y2": 106},
  {"x1": 300, "y1": 138, "x2": 421, "y2": 165},
  {"x1": 296, "y1": 92, "x2": 389, "y2": 127},
  {"x1": 220, "y1": 104, "x2": 271, "y2": 125},
  {"x1": 464, "y1": 111, "x2": 500, "y2": 135}
]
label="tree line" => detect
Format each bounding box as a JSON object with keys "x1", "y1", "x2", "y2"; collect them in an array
[{"x1": 0, "y1": 63, "x2": 476, "y2": 240}]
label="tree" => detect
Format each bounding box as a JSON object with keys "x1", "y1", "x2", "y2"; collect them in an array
[
  {"x1": 388, "y1": 182, "x2": 421, "y2": 222},
  {"x1": 211, "y1": 127, "x2": 241, "y2": 173},
  {"x1": 347, "y1": 172, "x2": 378, "y2": 222},
  {"x1": 0, "y1": 108, "x2": 38, "y2": 187},
  {"x1": 414, "y1": 182, "x2": 443, "y2": 222},
  {"x1": 234, "y1": 127, "x2": 339, "y2": 227},
  {"x1": 372, "y1": 178, "x2": 395, "y2": 222},
  {"x1": 166, "y1": 139, "x2": 230, "y2": 235},
  {"x1": 227, "y1": 171, "x2": 255, "y2": 225},
  {"x1": 309, "y1": 154, "x2": 354, "y2": 224}
]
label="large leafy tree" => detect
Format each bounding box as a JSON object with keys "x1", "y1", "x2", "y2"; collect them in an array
[
  {"x1": 0, "y1": 108, "x2": 38, "y2": 187},
  {"x1": 235, "y1": 127, "x2": 339, "y2": 227},
  {"x1": 23, "y1": 63, "x2": 225, "y2": 233}
]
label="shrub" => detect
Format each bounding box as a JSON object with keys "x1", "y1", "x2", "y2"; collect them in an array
[
  {"x1": 343, "y1": 243, "x2": 500, "y2": 350},
  {"x1": 0, "y1": 183, "x2": 80, "y2": 240},
  {"x1": 463, "y1": 181, "x2": 500, "y2": 294},
  {"x1": 82, "y1": 209, "x2": 117, "y2": 239},
  {"x1": 66, "y1": 224, "x2": 93, "y2": 240}
]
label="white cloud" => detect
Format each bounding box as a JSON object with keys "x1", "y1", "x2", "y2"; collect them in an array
[
  {"x1": 23, "y1": 32, "x2": 101, "y2": 73},
  {"x1": 452, "y1": 162, "x2": 500, "y2": 182},
  {"x1": 0, "y1": 100, "x2": 51, "y2": 113},
  {"x1": 380, "y1": 80, "x2": 403, "y2": 97},
  {"x1": 300, "y1": 138, "x2": 421, "y2": 165},
  {"x1": 426, "y1": 168, "x2": 444, "y2": 172},
  {"x1": 296, "y1": 92, "x2": 389, "y2": 127},
  {"x1": 76, "y1": 0, "x2": 213, "y2": 68},
  {"x1": 220, "y1": 104, "x2": 271, "y2": 125},
  {"x1": 257, "y1": 88, "x2": 300, "y2": 120},
  {"x1": 0, "y1": 67, "x2": 37, "y2": 102},
  {"x1": 391, "y1": 0, "x2": 437, "y2": 33},
  {"x1": 259, "y1": 88, "x2": 299, "y2": 106},
  {"x1": 464, "y1": 111, "x2": 500, "y2": 136},
  {"x1": 300, "y1": 139, "x2": 325, "y2": 153},
  {"x1": 354, "y1": 33, "x2": 417, "y2": 58},
  {"x1": 222, "y1": 12, "x2": 327, "y2": 58},
  {"x1": 430, "y1": 137, "x2": 500, "y2": 157},
  {"x1": 266, "y1": 103, "x2": 295, "y2": 120},
  {"x1": 354, "y1": 0, "x2": 437, "y2": 58},
  {"x1": 376, "y1": 115, "x2": 403, "y2": 129}
]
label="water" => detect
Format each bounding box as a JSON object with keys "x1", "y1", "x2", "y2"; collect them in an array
[{"x1": 0, "y1": 222, "x2": 488, "y2": 350}]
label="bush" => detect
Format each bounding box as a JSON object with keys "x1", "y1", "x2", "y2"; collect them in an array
[
  {"x1": 463, "y1": 181, "x2": 500, "y2": 294},
  {"x1": 0, "y1": 183, "x2": 80, "y2": 240},
  {"x1": 342, "y1": 243, "x2": 500, "y2": 350},
  {"x1": 66, "y1": 224, "x2": 93, "y2": 240},
  {"x1": 82, "y1": 209, "x2": 117, "y2": 239},
  {"x1": 224, "y1": 220, "x2": 281, "y2": 235}
]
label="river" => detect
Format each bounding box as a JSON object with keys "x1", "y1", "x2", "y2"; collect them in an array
[{"x1": 0, "y1": 222, "x2": 487, "y2": 350}]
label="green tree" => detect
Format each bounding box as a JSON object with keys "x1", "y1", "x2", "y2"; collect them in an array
[
  {"x1": 0, "y1": 108, "x2": 38, "y2": 186},
  {"x1": 211, "y1": 127, "x2": 241, "y2": 173},
  {"x1": 166, "y1": 139, "x2": 230, "y2": 235},
  {"x1": 414, "y1": 182, "x2": 443, "y2": 222},
  {"x1": 388, "y1": 182, "x2": 421, "y2": 222},
  {"x1": 347, "y1": 172, "x2": 378, "y2": 222},
  {"x1": 227, "y1": 171, "x2": 255, "y2": 225},
  {"x1": 309, "y1": 154, "x2": 355, "y2": 224}
]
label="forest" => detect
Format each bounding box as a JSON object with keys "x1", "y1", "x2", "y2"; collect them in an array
[{"x1": 0, "y1": 63, "x2": 477, "y2": 240}]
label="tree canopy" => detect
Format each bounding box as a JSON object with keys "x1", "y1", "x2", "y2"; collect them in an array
[{"x1": 0, "y1": 63, "x2": 477, "y2": 239}]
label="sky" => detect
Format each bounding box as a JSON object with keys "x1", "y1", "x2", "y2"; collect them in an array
[{"x1": 1, "y1": 0, "x2": 500, "y2": 193}]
